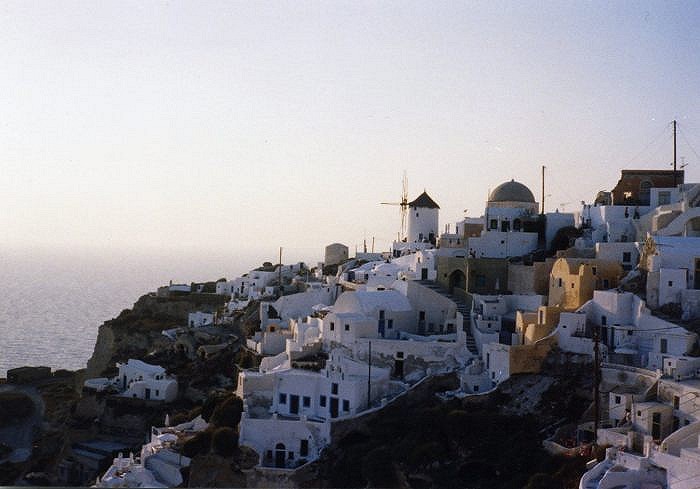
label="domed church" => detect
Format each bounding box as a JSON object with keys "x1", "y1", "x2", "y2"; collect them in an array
[{"x1": 468, "y1": 179, "x2": 541, "y2": 258}]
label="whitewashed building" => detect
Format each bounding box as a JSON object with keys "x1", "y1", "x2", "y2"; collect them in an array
[
  {"x1": 84, "y1": 359, "x2": 178, "y2": 402},
  {"x1": 187, "y1": 311, "x2": 214, "y2": 328},
  {"x1": 467, "y1": 180, "x2": 541, "y2": 258}
]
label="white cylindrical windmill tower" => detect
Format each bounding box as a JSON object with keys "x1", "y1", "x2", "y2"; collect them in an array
[{"x1": 407, "y1": 190, "x2": 440, "y2": 244}]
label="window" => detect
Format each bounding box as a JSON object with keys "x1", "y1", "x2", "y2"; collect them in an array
[
  {"x1": 303, "y1": 396, "x2": 310, "y2": 407},
  {"x1": 344, "y1": 324, "x2": 349, "y2": 331},
  {"x1": 388, "y1": 319, "x2": 393, "y2": 329},
  {"x1": 673, "y1": 395, "x2": 680, "y2": 409},
  {"x1": 603, "y1": 279, "x2": 610, "y2": 288},
  {"x1": 320, "y1": 395, "x2": 327, "y2": 407},
  {"x1": 155, "y1": 390, "x2": 159, "y2": 397},
  {"x1": 601, "y1": 316, "x2": 607, "y2": 326},
  {"x1": 661, "y1": 338, "x2": 668, "y2": 354},
  {"x1": 397, "y1": 351, "x2": 404, "y2": 359},
  {"x1": 571, "y1": 283, "x2": 575, "y2": 288},
  {"x1": 476, "y1": 275, "x2": 486, "y2": 287},
  {"x1": 627, "y1": 330, "x2": 633, "y2": 336},
  {"x1": 490, "y1": 219, "x2": 498, "y2": 230},
  {"x1": 473, "y1": 385, "x2": 479, "y2": 392},
  {"x1": 637, "y1": 410, "x2": 642, "y2": 417},
  {"x1": 592, "y1": 266, "x2": 597, "y2": 275},
  {"x1": 342, "y1": 400, "x2": 350, "y2": 411},
  {"x1": 622, "y1": 252, "x2": 631, "y2": 263},
  {"x1": 288, "y1": 451, "x2": 294, "y2": 460},
  {"x1": 331, "y1": 383, "x2": 338, "y2": 395},
  {"x1": 659, "y1": 191, "x2": 671, "y2": 205},
  {"x1": 279, "y1": 393, "x2": 287, "y2": 404},
  {"x1": 300, "y1": 439, "x2": 309, "y2": 457},
  {"x1": 615, "y1": 395, "x2": 621, "y2": 404},
  {"x1": 558, "y1": 278, "x2": 563, "y2": 287},
  {"x1": 668, "y1": 281, "x2": 674, "y2": 287},
  {"x1": 330, "y1": 322, "x2": 335, "y2": 331},
  {"x1": 491, "y1": 371, "x2": 495, "y2": 379}
]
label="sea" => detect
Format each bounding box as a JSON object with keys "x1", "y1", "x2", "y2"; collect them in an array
[{"x1": 0, "y1": 246, "x2": 315, "y2": 377}]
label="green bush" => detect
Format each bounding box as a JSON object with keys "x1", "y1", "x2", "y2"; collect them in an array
[
  {"x1": 181, "y1": 430, "x2": 212, "y2": 458},
  {"x1": 524, "y1": 473, "x2": 562, "y2": 489},
  {"x1": 211, "y1": 427, "x2": 238, "y2": 457},
  {"x1": 0, "y1": 392, "x2": 34, "y2": 424},
  {"x1": 210, "y1": 395, "x2": 243, "y2": 428}
]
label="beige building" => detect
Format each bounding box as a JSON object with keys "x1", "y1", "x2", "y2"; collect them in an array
[
  {"x1": 516, "y1": 305, "x2": 562, "y2": 345},
  {"x1": 548, "y1": 258, "x2": 623, "y2": 311}
]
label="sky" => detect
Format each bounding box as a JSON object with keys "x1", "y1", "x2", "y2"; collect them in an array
[{"x1": 2, "y1": 1, "x2": 700, "y2": 265}]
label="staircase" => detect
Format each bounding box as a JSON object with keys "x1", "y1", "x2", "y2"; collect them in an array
[{"x1": 418, "y1": 280, "x2": 479, "y2": 355}]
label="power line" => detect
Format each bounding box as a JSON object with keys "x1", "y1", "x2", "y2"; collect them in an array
[
  {"x1": 678, "y1": 124, "x2": 700, "y2": 165},
  {"x1": 621, "y1": 122, "x2": 672, "y2": 168}
]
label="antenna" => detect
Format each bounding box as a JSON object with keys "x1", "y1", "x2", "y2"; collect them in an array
[
  {"x1": 541, "y1": 165, "x2": 546, "y2": 215},
  {"x1": 673, "y1": 120, "x2": 677, "y2": 187},
  {"x1": 380, "y1": 171, "x2": 409, "y2": 241}
]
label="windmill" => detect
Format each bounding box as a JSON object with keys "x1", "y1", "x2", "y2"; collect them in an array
[{"x1": 381, "y1": 172, "x2": 409, "y2": 241}]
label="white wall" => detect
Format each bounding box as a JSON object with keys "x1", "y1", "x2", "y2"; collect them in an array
[{"x1": 408, "y1": 207, "x2": 439, "y2": 244}]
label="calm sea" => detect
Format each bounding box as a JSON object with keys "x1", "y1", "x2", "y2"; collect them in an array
[{"x1": 0, "y1": 246, "x2": 306, "y2": 377}]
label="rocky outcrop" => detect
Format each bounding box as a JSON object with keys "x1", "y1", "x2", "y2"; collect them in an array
[{"x1": 86, "y1": 293, "x2": 228, "y2": 378}]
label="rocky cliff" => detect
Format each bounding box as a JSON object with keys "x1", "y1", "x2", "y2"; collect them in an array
[{"x1": 86, "y1": 292, "x2": 228, "y2": 378}]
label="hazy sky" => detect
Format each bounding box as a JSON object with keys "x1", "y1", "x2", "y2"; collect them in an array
[{"x1": 2, "y1": 1, "x2": 700, "y2": 264}]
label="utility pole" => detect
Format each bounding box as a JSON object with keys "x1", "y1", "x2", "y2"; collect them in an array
[
  {"x1": 367, "y1": 341, "x2": 372, "y2": 411},
  {"x1": 593, "y1": 325, "x2": 600, "y2": 448},
  {"x1": 541, "y1": 165, "x2": 546, "y2": 215},
  {"x1": 278, "y1": 247, "x2": 283, "y2": 297},
  {"x1": 673, "y1": 120, "x2": 678, "y2": 187}
]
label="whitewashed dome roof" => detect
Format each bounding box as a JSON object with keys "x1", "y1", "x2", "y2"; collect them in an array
[{"x1": 489, "y1": 179, "x2": 536, "y2": 203}]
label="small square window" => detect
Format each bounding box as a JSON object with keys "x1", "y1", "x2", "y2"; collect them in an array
[
  {"x1": 344, "y1": 324, "x2": 349, "y2": 331},
  {"x1": 342, "y1": 399, "x2": 350, "y2": 411},
  {"x1": 637, "y1": 410, "x2": 642, "y2": 417},
  {"x1": 279, "y1": 393, "x2": 287, "y2": 404},
  {"x1": 622, "y1": 252, "x2": 631, "y2": 263},
  {"x1": 615, "y1": 395, "x2": 621, "y2": 404},
  {"x1": 668, "y1": 281, "x2": 673, "y2": 287}
]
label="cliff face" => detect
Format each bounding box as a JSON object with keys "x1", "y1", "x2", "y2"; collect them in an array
[{"x1": 85, "y1": 293, "x2": 228, "y2": 378}]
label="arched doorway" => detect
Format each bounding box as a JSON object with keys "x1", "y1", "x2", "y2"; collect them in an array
[
  {"x1": 448, "y1": 270, "x2": 466, "y2": 294},
  {"x1": 275, "y1": 443, "x2": 286, "y2": 468}
]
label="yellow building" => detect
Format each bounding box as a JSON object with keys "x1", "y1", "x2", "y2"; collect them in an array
[
  {"x1": 548, "y1": 258, "x2": 623, "y2": 311},
  {"x1": 516, "y1": 305, "x2": 562, "y2": 345}
]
